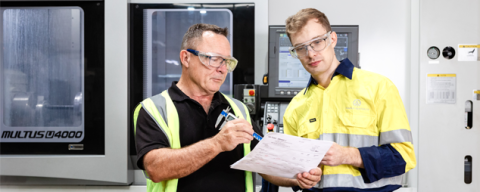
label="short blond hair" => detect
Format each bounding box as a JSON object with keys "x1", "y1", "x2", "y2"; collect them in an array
[{"x1": 285, "y1": 8, "x2": 331, "y2": 40}]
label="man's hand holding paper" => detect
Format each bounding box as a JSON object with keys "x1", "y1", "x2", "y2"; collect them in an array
[
  {"x1": 296, "y1": 167, "x2": 322, "y2": 189},
  {"x1": 230, "y1": 132, "x2": 333, "y2": 187}
]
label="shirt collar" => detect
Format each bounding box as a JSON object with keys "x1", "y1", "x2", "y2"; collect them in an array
[
  {"x1": 169, "y1": 81, "x2": 228, "y2": 105},
  {"x1": 304, "y1": 58, "x2": 354, "y2": 94}
]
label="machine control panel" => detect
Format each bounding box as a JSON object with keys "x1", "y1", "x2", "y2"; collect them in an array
[
  {"x1": 275, "y1": 89, "x2": 300, "y2": 96},
  {"x1": 243, "y1": 89, "x2": 256, "y2": 114},
  {"x1": 263, "y1": 102, "x2": 289, "y2": 136}
]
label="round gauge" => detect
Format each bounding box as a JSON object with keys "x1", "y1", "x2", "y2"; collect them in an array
[
  {"x1": 442, "y1": 46, "x2": 456, "y2": 59},
  {"x1": 427, "y1": 46, "x2": 440, "y2": 59}
]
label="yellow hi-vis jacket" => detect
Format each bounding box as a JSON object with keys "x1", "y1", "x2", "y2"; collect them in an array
[
  {"x1": 133, "y1": 90, "x2": 254, "y2": 192},
  {"x1": 284, "y1": 65, "x2": 416, "y2": 191}
]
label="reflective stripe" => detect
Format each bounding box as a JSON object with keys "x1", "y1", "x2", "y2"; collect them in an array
[
  {"x1": 150, "y1": 93, "x2": 168, "y2": 125},
  {"x1": 221, "y1": 94, "x2": 249, "y2": 123},
  {"x1": 318, "y1": 174, "x2": 404, "y2": 189},
  {"x1": 229, "y1": 96, "x2": 247, "y2": 120},
  {"x1": 150, "y1": 91, "x2": 179, "y2": 192},
  {"x1": 133, "y1": 104, "x2": 142, "y2": 137},
  {"x1": 319, "y1": 130, "x2": 413, "y2": 148},
  {"x1": 380, "y1": 129, "x2": 413, "y2": 145},
  {"x1": 161, "y1": 91, "x2": 181, "y2": 149},
  {"x1": 143, "y1": 170, "x2": 150, "y2": 180},
  {"x1": 221, "y1": 94, "x2": 253, "y2": 192},
  {"x1": 319, "y1": 133, "x2": 378, "y2": 148},
  {"x1": 141, "y1": 102, "x2": 171, "y2": 146}
]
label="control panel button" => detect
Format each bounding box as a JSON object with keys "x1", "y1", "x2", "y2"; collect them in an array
[
  {"x1": 280, "y1": 91, "x2": 284, "y2": 95},
  {"x1": 249, "y1": 90, "x2": 255, "y2": 96},
  {"x1": 287, "y1": 91, "x2": 291, "y2": 95},
  {"x1": 267, "y1": 124, "x2": 274, "y2": 132}
]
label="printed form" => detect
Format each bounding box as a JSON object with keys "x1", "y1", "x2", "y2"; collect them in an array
[{"x1": 231, "y1": 133, "x2": 333, "y2": 178}]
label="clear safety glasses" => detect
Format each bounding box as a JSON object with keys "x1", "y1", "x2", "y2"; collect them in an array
[
  {"x1": 289, "y1": 31, "x2": 332, "y2": 59},
  {"x1": 186, "y1": 49, "x2": 238, "y2": 73}
]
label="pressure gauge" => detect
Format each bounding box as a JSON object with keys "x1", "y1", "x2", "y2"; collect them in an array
[
  {"x1": 427, "y1": 46, "x2": 440, "y2": 59},
  {"x1": 442, "y1": 46, "x2": 456, "y2": 59}
]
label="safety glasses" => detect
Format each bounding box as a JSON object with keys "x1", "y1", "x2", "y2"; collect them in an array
[
  {"x1": 289, "y1": 31, "x2": 332, "y2": 59},
  {"x1": 186, "y1": 49, "x2": 238, "y2": 73}
]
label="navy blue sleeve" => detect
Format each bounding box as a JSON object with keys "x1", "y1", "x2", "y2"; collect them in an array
[{"x1": 357, "y1": 144, "x2": 406, "y2": 183}]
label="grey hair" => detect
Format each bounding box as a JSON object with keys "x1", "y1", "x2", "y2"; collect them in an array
[{"x1": 180, "y1": 23, "x2": 228, "y2": 50}]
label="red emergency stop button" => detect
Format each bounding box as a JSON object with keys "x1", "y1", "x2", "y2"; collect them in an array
[
  {"x1": 267, "y1": 124, "x2": 274, "y2": 131},
  {"x1": 248, "y1": 90, "x2": 255, "y2": 96}
]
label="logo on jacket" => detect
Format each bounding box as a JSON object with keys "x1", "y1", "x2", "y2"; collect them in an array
[
  {"x1": 309, "y1": 118, "x2": 316, "y2": 123},
  {"x1": 353, "y1": 99, "x2": 361, "y2": 106}
]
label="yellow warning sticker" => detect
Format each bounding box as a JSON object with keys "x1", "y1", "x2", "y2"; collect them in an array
[
  {"x1": 459, "y1": 45, "x2": 480, "y2": 48},
  {"x1": 427, "y1": 74, "x2": 456, "y2": 77},
  {"x1": 474, "y1": 90, "x2": 480, "y2": 94}
]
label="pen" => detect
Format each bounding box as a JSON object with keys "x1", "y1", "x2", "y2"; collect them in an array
[{"x1": 220, "y1": 110, "x2": 263, "y2": 141}]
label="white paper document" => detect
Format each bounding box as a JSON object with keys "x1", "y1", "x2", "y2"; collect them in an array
[{"x1": 231, "y1": 133, "x2": 333, "y2": 178}]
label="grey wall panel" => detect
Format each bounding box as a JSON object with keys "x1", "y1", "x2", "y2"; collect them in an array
[{"x1": 419, "y1": 0, "x2": 480, "y2": 191}]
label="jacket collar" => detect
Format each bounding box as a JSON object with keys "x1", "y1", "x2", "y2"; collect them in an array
[{"x1": 304, "y1": 58, "x2": 354, "y2": 94}]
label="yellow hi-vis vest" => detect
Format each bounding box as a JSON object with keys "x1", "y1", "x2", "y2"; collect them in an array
[{"x1": 133, "y1": 90, "x2": 254, "y2": 192}]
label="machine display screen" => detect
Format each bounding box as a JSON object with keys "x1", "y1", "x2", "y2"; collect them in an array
[
  {"x1": 335, "y1": 33, "x2": 349, "y2": 61},
  {"x1": 277, "y1": 33, "x2": 309, "y2": 88},
  {"x1": 277, "y1": 33, "x2": 350, "y2": 88}
]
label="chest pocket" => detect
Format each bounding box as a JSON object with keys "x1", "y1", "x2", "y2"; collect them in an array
[
  {"x1": 298, "y1": 119, "x2": 320, "y2": 138},
  {"x1": 339, "y1": 112, "x2": 375, "y2": 129}
]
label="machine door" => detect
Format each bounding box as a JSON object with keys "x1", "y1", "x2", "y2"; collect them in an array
[
  {"x1": 0, "y1": 2, "x2": 104, "y2": 155},
  {"x1": 1, "y1": 1, "x2": 132, "y2": 185},
  {"x1": 419, "y1": 0, "x2": 480, "y2": 190},
  {"x1": 142, "y1": 9, "x2": 234, "y2": 97}
]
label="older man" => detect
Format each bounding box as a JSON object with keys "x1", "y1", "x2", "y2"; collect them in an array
[{"x1": 134, "y1": 23, "x2": 321, "y2": 192}]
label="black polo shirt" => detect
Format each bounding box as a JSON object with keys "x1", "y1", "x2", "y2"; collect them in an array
[{"x1": 135, "y1": 82, "x2": 261, "y2": 192}]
